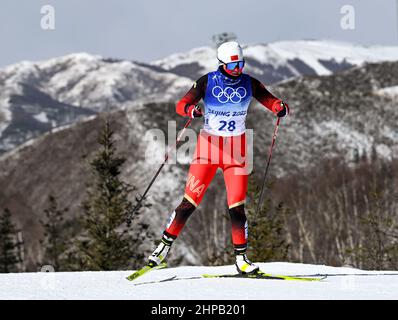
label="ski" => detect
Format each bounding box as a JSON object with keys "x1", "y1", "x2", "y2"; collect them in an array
[
  {"x1": 126, "y1": 262, "x2": 167, "y2": 281},
  {"x1": 132, "y1": 272, "x2": 326, "y2": 286},
  {"x1": 202, "y1": 271, "x2": 326, "y2": 282},
  {"x1": 133, "y1": 275, "x2": 178, "y2": 286}
]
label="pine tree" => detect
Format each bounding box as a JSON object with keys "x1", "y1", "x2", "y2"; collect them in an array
[
  {"x1": 345, "y1": 190, "x2": 398, "y2": 270},
  {"x1": 40, "y1": 195, "x2": 69, "y2": 271},
  {"x1": 74, "y1": 118, "x2": 151, "y2": 271},
  {"x1": 246, "y1": 175, "x2": 290, "y2": 262},
  {"x1": 0, "y1": 208, "x2": 24, "y2": 273}
]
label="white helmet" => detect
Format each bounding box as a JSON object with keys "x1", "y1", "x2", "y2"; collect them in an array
[{"x1": 217, "y1": 41, "x2": 244, "y2": 64}]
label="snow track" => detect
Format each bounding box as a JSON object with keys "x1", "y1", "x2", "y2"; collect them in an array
[{"x1": 0, "y1": 262, "x2": 397, "y2": 300}]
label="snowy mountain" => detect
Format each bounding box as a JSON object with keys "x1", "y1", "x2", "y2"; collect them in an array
[
  {"x1": 1, "y1": 40, "x2": 398, "y2": 155},
  {"x1": 2, "y1": 40, "x2": 398, "y2": 155},
  {"x1": 0, "y1": 53, "x2": 192, "y2": 153},
  {"x1": 152, "y1": 40, "x2": 398, "y2": 83},
  {"x1": 268, "y1": 60, "x2": 398, "y2": 174},
  {"x1": 1, "y1": 262, "x2": 397, "y2": 299},
  {"x1": 1, "y1": 59, "x2": 398, "y2": 271}
]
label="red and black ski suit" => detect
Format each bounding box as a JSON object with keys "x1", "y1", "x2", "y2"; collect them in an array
[{"x1": 163, "y1": 66, "x2": 287, "y2": 254}]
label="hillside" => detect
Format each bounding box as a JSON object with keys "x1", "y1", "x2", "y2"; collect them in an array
[{"x1": 0, "y1": 53, "x2": 192, "y2": 153}]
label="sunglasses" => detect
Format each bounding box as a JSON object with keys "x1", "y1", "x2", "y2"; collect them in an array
[{"x1": 225, "y1": 60, "x2": 245, "y2": 70}]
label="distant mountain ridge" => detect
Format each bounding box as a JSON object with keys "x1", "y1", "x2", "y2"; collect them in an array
[
  {"x1": 2, "y1": 40, "x2": 398, "y2": 154},
  {"x1": 152, "y1": 40, "x2": 398, "y2": 83},
  {"x1": 1, "y1": 40, "x2": 398, "y2": 154},
  {"x1": 0, "y1": 53, "x2": 192, "y2": 153}
]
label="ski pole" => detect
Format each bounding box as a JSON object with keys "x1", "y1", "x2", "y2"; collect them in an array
[
  {"x1": 255, "y1": 117, "x2": 281, "y2": 216},
  {"x1": 126, "y1": 118, "x2": 193, "y2": 226}
]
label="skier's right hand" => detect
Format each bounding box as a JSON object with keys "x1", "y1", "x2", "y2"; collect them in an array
[{"x1": 185, "y1": 104, "x2": 203, "y2": 118}]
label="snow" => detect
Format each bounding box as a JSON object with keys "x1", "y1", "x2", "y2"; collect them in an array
[
  {"x1": 0, "y1": 262, "x2": 397, "y2": 300},
  {"x1": 0, "y1": 107, "x2": 11, "y2": 137},
  {"x1": 33, "y1": 112, "x2": 49, "y2": 123},
  {"x1": 0, "y1": 67, "x2": 26, "y2": 137},
  {"x1": 314, "y1": 120, "x2": 373, "y2": 160},
  {"x1": 154, "y1": 40, "x2": 398, "y2": 77},
  {"x1": 253, "y1": 40, "x2": 398, "y2": 76},
  {"x1": 376, "y1": 85, "x2": 398, "y2": 99},
  {"x1": 264, "y1": 40, "x2": 398, "y2": 75},
  {"x1": 382, "y1": 126, "x2": 398, "y2": 142},
  {"x1": 0, "y1": 52, "x2": 192, "y2": 115},
  {"x1": 152, "y1": 46, "x2": 218, "y2": 71}
]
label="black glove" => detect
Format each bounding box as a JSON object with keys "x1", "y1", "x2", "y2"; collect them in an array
[{"x1": 276, "y1": 101, "x2": 289, "y2": 118}]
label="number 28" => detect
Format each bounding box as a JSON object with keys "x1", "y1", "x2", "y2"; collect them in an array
[{"x1": 219, "y1": 120, "x2": 236, "y2": 131}]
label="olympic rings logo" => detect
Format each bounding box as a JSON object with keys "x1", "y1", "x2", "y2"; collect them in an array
[{"x1": 211, "y1": 86, "x2": 247, "y2": 104}]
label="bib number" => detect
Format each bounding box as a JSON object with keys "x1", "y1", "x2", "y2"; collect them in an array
[{"x1": 219, "y1": 120, "x2": 236, "y2": 132}]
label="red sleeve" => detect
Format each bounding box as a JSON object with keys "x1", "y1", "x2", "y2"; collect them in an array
[
  {"x1": 176, "y1": 75, "x2": 207, "y2": 116},
  {"x1": 251, "y1": 77, "x2": 282, "y2": 114}
]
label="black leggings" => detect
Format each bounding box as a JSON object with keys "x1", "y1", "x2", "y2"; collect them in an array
[{"x1": 163, "y1": 198, "x2": 248, "y2": 254}]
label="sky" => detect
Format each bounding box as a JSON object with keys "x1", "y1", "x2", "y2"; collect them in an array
[{"x1": 0, "y1": 0, "x2": 397, "y2": 67}]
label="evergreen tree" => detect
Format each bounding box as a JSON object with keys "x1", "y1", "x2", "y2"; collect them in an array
[
  {"x1": 40, "y1": 195, "x2": 69, "y2": 271},
  {"x1": 0, "y1": 208, "x2": 24, "y2": 273},
  {"x1": 346, "y1": 190, "x2": 398, "y2": 270},
  {"x1": 74, "y1": 118, "x2": 151, "y2": 271},
  {"x1": 246, "y1": 175, "x2": 290, "y2": 262}
]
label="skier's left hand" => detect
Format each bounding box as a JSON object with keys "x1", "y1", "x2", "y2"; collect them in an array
[{"x1": 274, "y1": 101, "x2": 289, "y2": 118}]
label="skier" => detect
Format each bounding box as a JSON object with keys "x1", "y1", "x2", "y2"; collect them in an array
[{"x1": 148, "y1": 41, "x2": 289, "y2": 274}]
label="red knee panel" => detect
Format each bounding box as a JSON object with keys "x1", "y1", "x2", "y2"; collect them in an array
[{"x1": 223, "y1": 167, "x2": 248, "y2": 208}]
